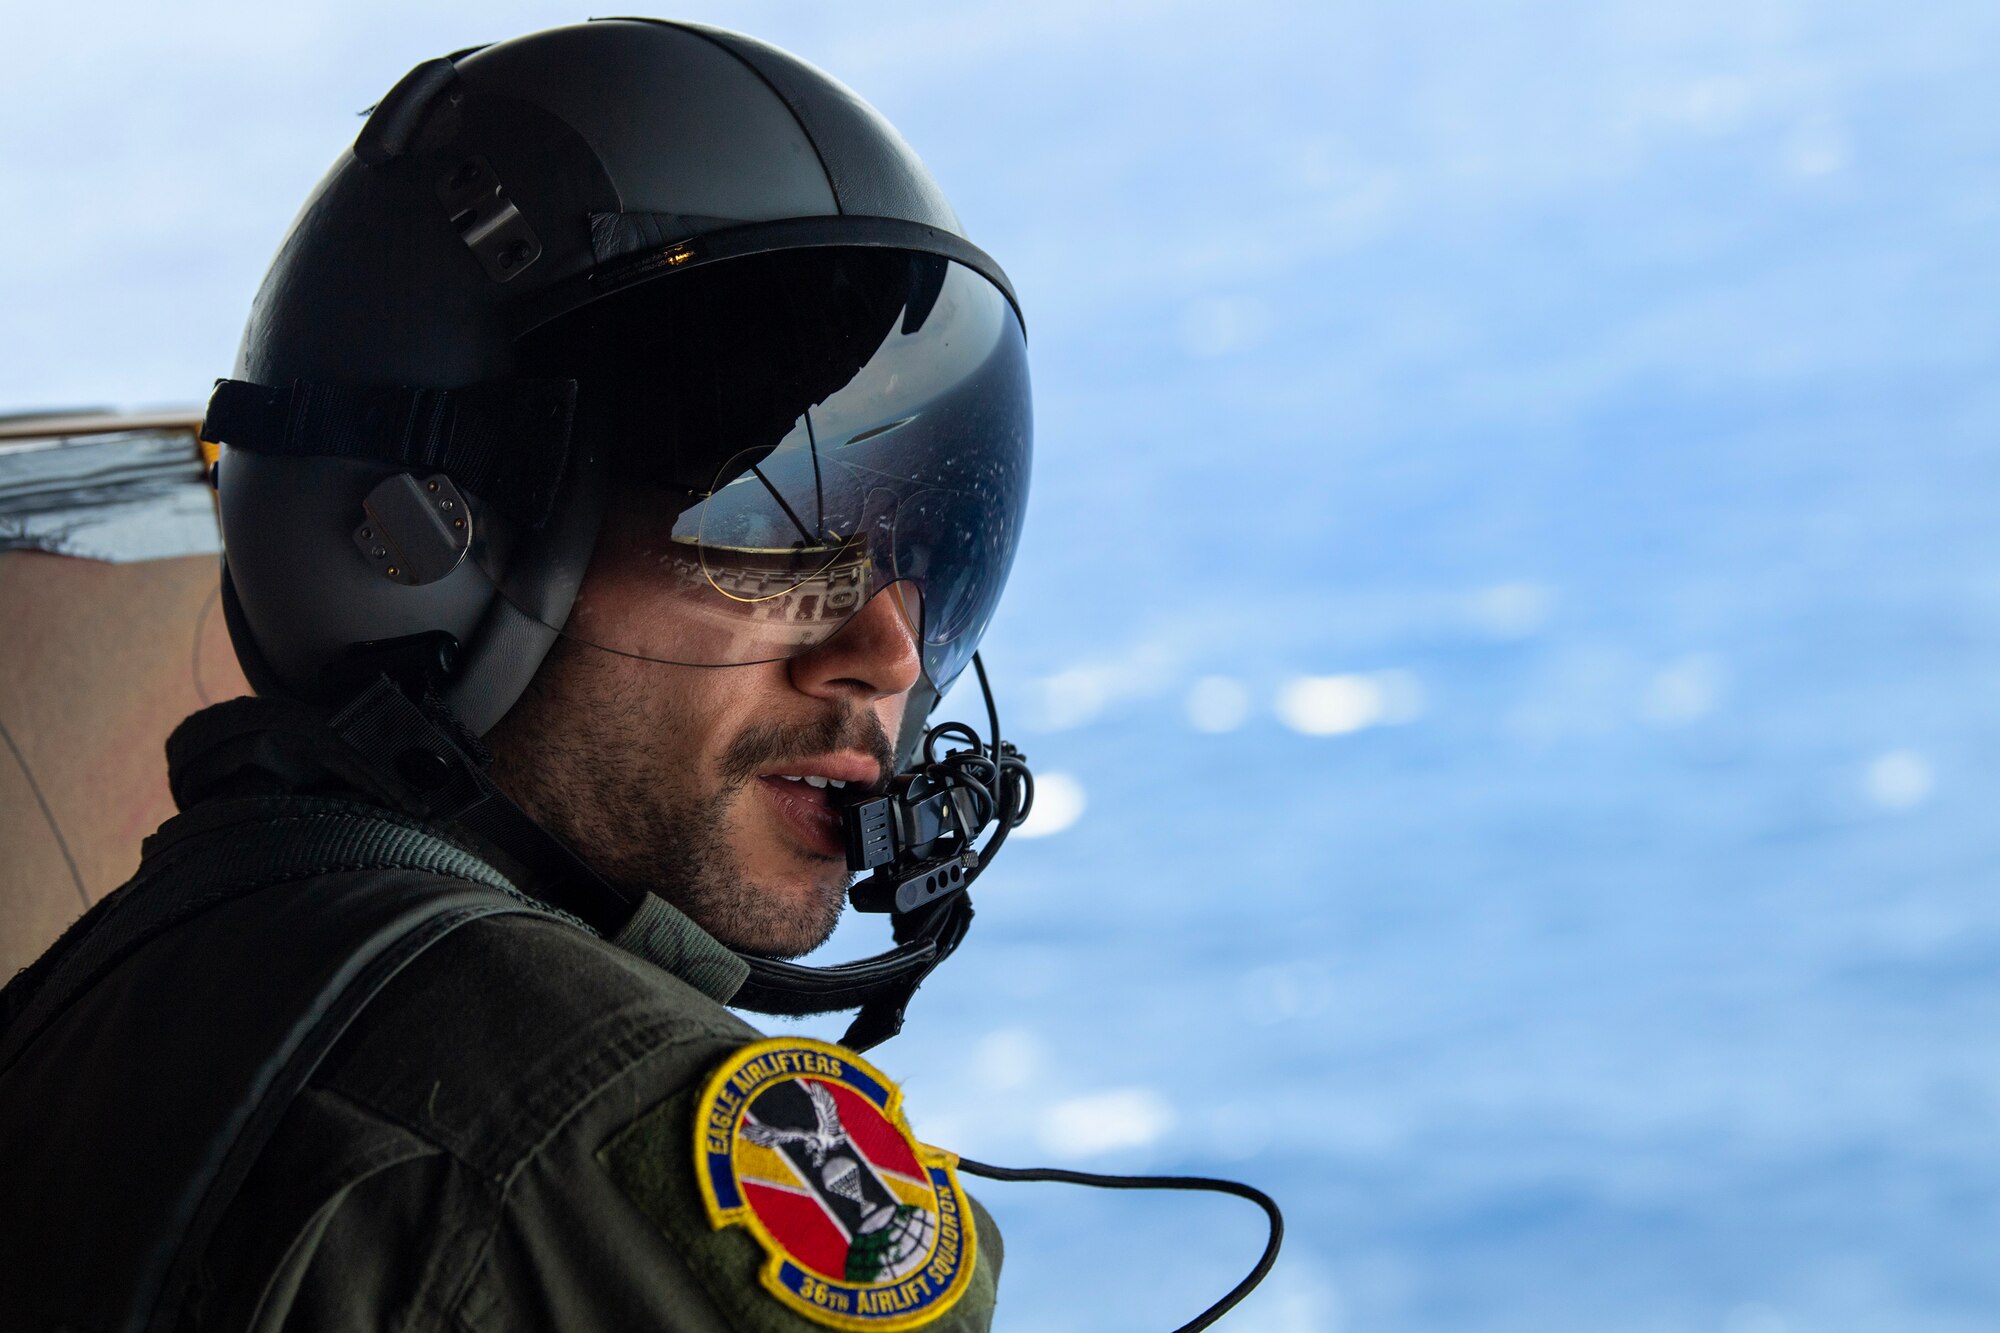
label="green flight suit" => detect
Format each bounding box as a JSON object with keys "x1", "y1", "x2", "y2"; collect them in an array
[{"x1": 0, "y1": 698, "x2": 1002, "y2": 1332}]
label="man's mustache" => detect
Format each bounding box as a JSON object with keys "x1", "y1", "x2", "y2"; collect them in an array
[{"x1": 718, "y1": 706, "x2": 896, "y2": 791}]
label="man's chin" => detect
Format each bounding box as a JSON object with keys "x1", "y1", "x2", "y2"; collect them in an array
[{"x1": 670, "y1": 873, "x2": 850, "y2": 961}]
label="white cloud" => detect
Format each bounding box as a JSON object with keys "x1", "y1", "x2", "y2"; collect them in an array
[
  {"x1": 1469, "y1": 582, "x2": 1555, "y2": 639},
  {"x1": 1027, "y1": 667, "x2": 1112, "y2": 732},
  {"x1": 1276, "y1": 670, "x2": 1425, "y2": 736},
  {"x1": 973, "y1": 1028, "x2": 1043, "y2": 1092},
  {"x1": 1785, "y1": 118, "x2": 1850, "y2": 178},
  {"x1": 1038, "y1": 1087, "x2": 1174, "y2": 1157},
  {"x1": 1015, "y1": 771, "x2": 1086, "y2": 838},
  {"x1": 1020, "y1": 640, "x2": 1180, "y2": 732},
  {"x1": 1640, "y1": 653, "x2": 1725, "y2": 726},
  {"x1": 1865, "y1": 749, "x2": 1933, "y2": 810},
  {"x1": 1667, "y1": 76, "x2": 1755, "y2": 131},
  {"x1": 1255, "y1": 1255, "x2": 1349, "y2": 1333},
  {"x1": 1186, "y1": 674, "x2": 1252, "y2": 733}
]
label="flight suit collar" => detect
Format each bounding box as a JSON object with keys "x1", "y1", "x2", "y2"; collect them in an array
[{"x1": 159, "y1": 697, "x2": 749, "y2": 1005}]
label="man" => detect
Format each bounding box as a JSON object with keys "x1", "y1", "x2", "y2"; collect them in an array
[{"x1": 0, "y1": 20, "x2": 1031, "y2": 1332}]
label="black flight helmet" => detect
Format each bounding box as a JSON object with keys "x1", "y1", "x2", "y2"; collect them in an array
[{"x1": 209, "y1": 19, "x2": 1032, "y2": 767}]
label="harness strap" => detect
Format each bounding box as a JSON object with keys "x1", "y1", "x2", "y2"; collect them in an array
[
  {"x1": 0, "y1": 799, "x2": 527, "y2": 1076},
  {"x1": 142, "y1": 890, "x2": 543, "y2": 1333},
  {"x1": 0, "y1": 806, "x2": 570, "y2": 1333}
]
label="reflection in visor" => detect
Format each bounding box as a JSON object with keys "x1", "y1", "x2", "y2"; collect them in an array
[
  {"x1": 496, "y1": 248, "x2": 1030, "y2": 693},
  {"x1": 690, "y1": 440, "x2": 879, "y2": 600},
  {"x1": 567, "y1": 477, "x2": 935, "y2": 676},
  {"x1": 700, "y1": 544, "x2": 869, "y2": 610}
]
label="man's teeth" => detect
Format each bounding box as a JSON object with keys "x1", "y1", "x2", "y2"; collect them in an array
[{"x1": 775, "y1": 774, "x2": 846, "y2": 789}]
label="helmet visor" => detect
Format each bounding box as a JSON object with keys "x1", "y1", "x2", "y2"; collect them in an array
[{"x1": 488, "y1": 249, "x2": 1030, "y2": 694}]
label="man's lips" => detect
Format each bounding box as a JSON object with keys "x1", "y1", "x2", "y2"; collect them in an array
[
  {"x1": 755, "y1": 775, "x2": 847, "y2": 859},
  {"x1": 749, "y1": 752, "x2": 883, "y2": 860},
  {"x1": 754, "y1": 752, "x2": 884, "y2": 789}
]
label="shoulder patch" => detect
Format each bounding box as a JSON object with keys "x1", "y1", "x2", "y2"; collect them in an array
[{"x1": 692, "y1": 1037, "x2": 978, "y2": 1330}]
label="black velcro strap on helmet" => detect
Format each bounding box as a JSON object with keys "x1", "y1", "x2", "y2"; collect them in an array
[{"x1": 201, "y1": 377, "x2": 577, "y2": 529}]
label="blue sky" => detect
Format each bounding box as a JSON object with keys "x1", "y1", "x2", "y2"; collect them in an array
[{"x1": 8, "y1": 4, "x2": 2000, "y2": 1330}]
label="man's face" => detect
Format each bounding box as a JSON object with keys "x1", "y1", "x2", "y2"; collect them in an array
[{"x1": 485, "y1": 567, "x2": 923, "y2": 959}]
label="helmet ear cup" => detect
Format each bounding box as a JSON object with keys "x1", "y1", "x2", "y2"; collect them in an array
[
  {"x1": 445, "y1": 597, "x2": 563, "y2": 735},
  {"x1": 445, "y1": 449, "x2": 606, "y2": 735},
  {"x1": 218, "y1": 561, "x2": 289, "y2": 700},
  {"x1": 216, "y1": 444, "x2": 607, "y2": 734},
  {"x1": 217, "y1": 450, "x2": 512, "y2": 713}
]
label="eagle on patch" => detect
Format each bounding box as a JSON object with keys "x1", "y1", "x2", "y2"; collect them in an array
[{"x1": 742, "y1": 1077, "x2": 933, "y2": 1283}]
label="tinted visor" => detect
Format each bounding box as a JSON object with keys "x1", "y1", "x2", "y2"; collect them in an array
[{"x1": 494, "y1": 248, "x2": 1030, "y2": 694}]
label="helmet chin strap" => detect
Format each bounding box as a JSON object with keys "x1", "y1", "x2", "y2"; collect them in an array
[
  {"x1": 312, "y1": 632, "x2": 1020, "y2": 1051},
  {"x1": 730, "y1": 895, "x2": 976, "y2": 1049}
]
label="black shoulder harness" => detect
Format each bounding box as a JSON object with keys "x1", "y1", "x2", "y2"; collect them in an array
[{"x1": 0, "y1": 800, "x2": 563, "y2": 1333}]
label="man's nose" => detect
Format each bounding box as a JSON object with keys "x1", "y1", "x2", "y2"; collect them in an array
[{"x1": 788, "y1": 582, "x2": 924, "y2": 704}]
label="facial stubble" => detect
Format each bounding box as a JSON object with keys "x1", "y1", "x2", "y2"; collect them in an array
[{"x1": 485, "y1": 638, "x2": 889, "y2": 959}]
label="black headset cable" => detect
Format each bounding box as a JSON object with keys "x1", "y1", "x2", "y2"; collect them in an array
[{"x1": 953, "y1": 1157, "x2": 1285, "y2": 1332}]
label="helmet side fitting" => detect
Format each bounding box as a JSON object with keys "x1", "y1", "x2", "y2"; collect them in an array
[{"x1": 217, "y1": 19, "x2": 1016, "y2": 751}]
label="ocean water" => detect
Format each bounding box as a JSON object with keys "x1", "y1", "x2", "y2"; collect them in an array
[
  {"x1": 9, "y1": 3, "x2": 2000, "y2": 1329},
  {"x1": 790, "y1": 5, "x2": 2000, "y2": 1328}
]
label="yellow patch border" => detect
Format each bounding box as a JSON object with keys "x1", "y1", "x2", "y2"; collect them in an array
[{"x1": 693, "y1": 1036, "x2": 978, "y2": 1330}]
